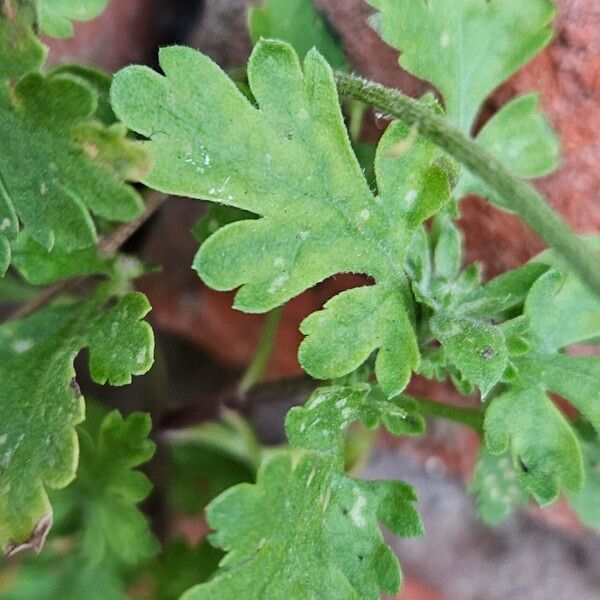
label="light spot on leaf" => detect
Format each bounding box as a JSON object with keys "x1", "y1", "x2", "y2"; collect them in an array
[
  {"x1": 12, "y1": 339, "x2": 33, "y2": 353},
  {"x1": 349, "y1": 493, "x2": 367, "y2": 528}
]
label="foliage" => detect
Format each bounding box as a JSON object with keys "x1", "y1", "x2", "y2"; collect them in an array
[
  {"x1": 0, "y1": 1, "x2": 45, "y2": 80},
  {"x1": 151, "y1": 540, "x2": 223, "y2": 600},
  {"x1": 367, "y1": 0, "x2": 555, "y2": 133},
  {"x1": 0, "y1": 285, "x2": 154, "y2": 554},
  {"x1": 0, "y1": 408, "x2": 158, "y2": 600},
  {"x1": 167, "y1": 411, "x2": 261, "y2": 514},
  {"x1": 112, "y1": 40, "x2": 455, "y2": 397},
  {"x1": 1, "y1": 0, "x2": 600, "y2": 599},
  {"x1": 472, "y1": 263, "x2": 600, "y2": 518},
  {"x1": 454, "y1": 93, "x2": 559, "y2": 209},
  {"x1": 184, "y1": 386, "x2": 423, "y2": 599},
  {"x1": 566, "y1": 422, "x2": 600, "y2": 529},
  {"x1": 249, "y1": 0, "x2": 347, "y2": 70},
  {"x1": 0, "y1": 0, "x2": 149, "y2": 279},
  {"x1": 0, "y1": 71, "x2": 148, "y2": 274}
]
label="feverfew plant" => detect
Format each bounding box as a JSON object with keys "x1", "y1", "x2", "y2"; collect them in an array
[{"x1": 0, "y1": 0, "x2": 599, "y2": 599}]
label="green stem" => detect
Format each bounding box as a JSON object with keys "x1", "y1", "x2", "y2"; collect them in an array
[
  {"x1": 409, "y1": 395, "x2": 484, "y2": 434},
  {"x1": 238, "y1": 307, "x2": 283, "y2": 395},
  {"x1": 334, "y1": 72, "x2": 600, "y2": 300}
]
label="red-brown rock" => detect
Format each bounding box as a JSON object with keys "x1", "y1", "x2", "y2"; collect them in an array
[{"x1": 44, "y1": 0, "x2": 158, "y2": 71}]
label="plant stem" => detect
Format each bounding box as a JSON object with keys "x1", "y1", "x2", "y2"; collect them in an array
[
  {"x1": 238, "y1": 307, "x2": 283, "y2": 396},
  {"x1": 409, "y1": 396, "x2": 484, "y2": 434},
  {"x1": 334, "y1": 72, "x2": 600, "y2": 300}
]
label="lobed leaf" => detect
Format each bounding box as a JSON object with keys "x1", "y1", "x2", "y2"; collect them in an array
[
  {"x1": 524, "y1": 268, "x2": 600, "y2": 352},
  {"x1": 75, "y1": 410, "x2": 159, "y2": 565},
  {"x1": 0, "y1": 553, "x2": 126, "y2": 600},
  {"x1": 249, "y1": 0, "x2": 347, "y2": 70},
  {"x1": 477, "y1": 264, "x2": 600, "y2": 512},
  {"x1": 566, "y1": 425, "x2": 600, "y2": 530},
  {"x1": 455, "y1": 94, "x2": 560, "y2": 208},
  {"x1": 0, "y1": 288, "x2": 154, "y2": 555},
  {"x1": 183, "y1": 386, "x2": 423, "y2": 599},
  {"x1": 50, "y1": 63, "x2": 117, "y2": 124},
  {"x1": 299, "y1": 284, "x2": 418, "y2": 398},
  {"x1": 367, "y1": 0, "x2": 555, "y2": 132},
  {"x1": 430, "y1": 312, "x2": 508, "y2": 398},
  {"x1": 0, "y1": 70, "x2": 148, "y2": 272},
  {"x1": 0, "y1": 409, "x2": 158, "y2": 599},
  {"x1": 286, "y1": 385, "x2": 425, "y2": 455},
  {"x1": 11, "y1": 233, "x2": 112, "y2": 284},
  {"x1": 408, "y1": 217, "x2": 511, "y2": 397},
  {"x1": 470, "y1": 446, "x2": 530, "y2": 524},
  {"x1": 484, "y1": 385, "x2": 583, "y2": 505},
  {"x1": 112, "y1": 40, "x2": 455, "y2": 396}
]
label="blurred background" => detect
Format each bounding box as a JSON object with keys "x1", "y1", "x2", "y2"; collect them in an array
[{"x1": 3, "y1": 1, "x2": 600, "y2": 598}]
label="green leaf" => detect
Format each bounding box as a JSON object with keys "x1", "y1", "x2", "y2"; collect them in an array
[
  {"x1": 0, "y1": 552, "x2": 127, "y2": 600},
  {"x1": 183, "y1": 386, "x2": 423, "y2": 599},
  {"x1": 299, "y1": 284, "x2": 418, "y2": 398},
  {"x1": 0, "y1": 287, "x2": 154, "y2": 555},
  {"x1": 0, "y1": 1, "x2": 46, "y2": 80},
  {"x1": 11, "y1": 233, "x2": 112, "y2": 284},
  {"x1": 153, "y1": 540, "x2": 223, "y2": 600},
  {"x1": 484, "y1": 384, "x2": 583, "y2": 505},
  {"x1": 188, "y1": 453, "x2": 403, "y2": 600},
  {"x1": 459, "y1": 262, "x2": 549, "y2": 318},
  {"x1": 430, "y1": 312, "x2": 508, "y2": 398},
  {"x1": 87, "y1": 292, "x2": 154, "y2": 386},
  {"x1": 456, "y1": 94, "x2": 560, "y2": 208},
  {"x1": 480, "y1": 264, "x2": 600, "y2": 508},
  {"x1": 525, "y1": 268, "x2": 600, "y2": 351},
  {"x1": 516, "y1": 354, "x2": 600, "y2": 435},
  {"x1": 506, "y1": 269, "x2": 600, "y2": 434},
  {"x1": 0, "y1": 409, "x2": 158, "y2": 600},
  {"x1": 408, "y1": 218, "x2": 514, "y2": 397},
  {"x1": 112, "y1": 41, "x2": 455, "y2": 396},
  {"x1": 74, "y1": 410, "x2": 159, "y2": 565},
  {"x1": 470, "y1": 446, "x2": 529, "y2": 524},
  {"x1": 167, "y1": 411, "x2": 260, "y2": 514},
  {"x1": 367, "y1": 0, "x2": 555, "y2": 132},
  {"x1": 50, "y1": 64, "x2": 117, "y2": 124},
  {"x1": 286, "y1": 385, "x2": 426, "y2": 452},
  {"x1": 0, "y1": 70, "x2": 147, "y2": 266},
  {"x1": 39, "y1": 0, "x2": 108, "y2": 39},
  {"x1": 249, "y1": 0, "x2": 347, "y2": 70},
  {"x1": 566, "y1": 425, "x2": 600, "y2": 529}
]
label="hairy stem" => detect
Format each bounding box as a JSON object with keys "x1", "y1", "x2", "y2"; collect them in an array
[
  {"x1": 238, "y1": 307, "x2": 283, "y2": 396},
  {"x1": 409, "y1": 396, "x2": 484, "y2": 434},
  {"x1": 334, "y1": 72, "x2": 600, "y2": 300}
]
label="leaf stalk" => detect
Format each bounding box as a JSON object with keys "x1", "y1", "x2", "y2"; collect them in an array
[
  {"x1": 334, "y1": 71, "x2": 600, "y2": 301},
  {"x1": 408, "y1": 395, "x2": 484, "y2": 434}
]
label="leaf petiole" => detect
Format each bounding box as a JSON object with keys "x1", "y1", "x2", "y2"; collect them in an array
[
  {"x1": 237, "y1": 306, "x2": 283, "y2": 396},
  {"x1": 334, "y1": 72, "x2": 600, "y2": 301},
  {"x1": 407, "y1": 395, "x2": 484, "y2": 435}
]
